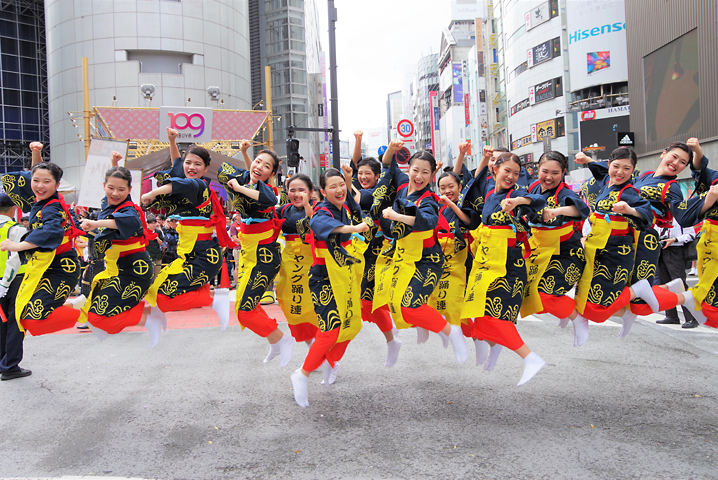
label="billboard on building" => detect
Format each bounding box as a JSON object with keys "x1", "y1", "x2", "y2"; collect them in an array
[
  {"x1": 643, "y1": 28, "x2": 700, "y2": 144},
  {"x1": 578, "y1": 106, "x2": 631, "y2": 159},
  {"x1": 451, "y1": 0, "x2": 480, "y2": 21},
  {"x1": 566, "y1": 0, "x2": 628, "y2": 92}
]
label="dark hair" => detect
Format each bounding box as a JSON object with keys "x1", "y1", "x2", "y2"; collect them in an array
[
  {"x1": 494, "y1": 152, "x2": 522, "y2": 169},
  {"x1": 494, "y1": 147, "x2": 510, "y2": 154},
  {"x1": 31, "y1": 162, "x2": 63, "y2": 183},
  {"x1": 664, "y1": 142, "x2": 693, "y2": 163},
  {"x1": 312, "y1": 186, "x2": 324, "y2": 201},
  {"x1": 287, "y1": 173, "x2": 314, "y2": 192},
  {"x1": 157, "y1": 214, "x2": 165, "y2": 221},
  {"x1": 104, "y1": 166, "x2": 132, "y2": 186},
  {"x1": 408, "y1": 150, "x2": 437, "y2": 171},
  {"x1": 357, "y1": 157, "x2": 381, "y2": 176},
  {"x1": 319, "y1": 168, "x2": 344, "y2": 189},
  {"x1": 437, "y1": 171, "x2": 462, "y2": 188},
  {"x1": 146, "y1": 214, "x2": 157, "y2": 224},
  {"x1": 538, "y1": 151, "x2": 568, "y2": 172},
  {"x1": 609, "y1": 146, "x2": 637, "y2": 167},
  {"x1": 185, "y1": 145, "x2": 212, "y2": 167},
  {"x1": 257, "y1": 149, "x2": 280, "y2": 174}
]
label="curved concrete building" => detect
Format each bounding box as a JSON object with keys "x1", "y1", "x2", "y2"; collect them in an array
[{"x1": 45, "y1": 0, "x2": 251, "y2": 195}]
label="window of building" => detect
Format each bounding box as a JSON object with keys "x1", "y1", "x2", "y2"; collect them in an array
[{"x1": 127, "y1": 50, "x2": 192, "y2": 74}]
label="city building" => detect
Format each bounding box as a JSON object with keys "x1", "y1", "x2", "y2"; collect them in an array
[
  {"x1": 386, "y1": 90, "x2": 402, "y2": 142},
  {"x1": 413, "y1": 53, "x2": 439, "y2": 152},
  {"x1": 481, "y1": 0, "x2": 508, "y2": 152},
  {"x1": 0, "y1": 0, "x2": 49, "y2": 174},
  {"x1": 45, "y1": 0, "x2": 253, "y2": 196},
  {"x1": 502, "y1": 0, "x2": 567, "y2": 178},
  {"x1": 249, "y1": 0, "x2": 324, "y2": 181},
  {"x1": 625, "y1": 0, "x2": 715, "y2": 193}
]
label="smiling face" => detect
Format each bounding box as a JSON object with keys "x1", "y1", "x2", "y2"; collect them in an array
[
  {"x1": 408, "y1": 158, "x2": 434, "y2": 192},
  {"x1": 183, "y1": 153, "x2": 208, "y2": 179},
  {"x1": 310, "y1": 190, "x2": 321, "y2": 203},
  {"x1": 250, "y1": 153, "x2": 276, "y2": 183},
  {"x1": 103, "y1": 175, "x2": 131, "y2": 206},
  {"x1": 493, "y1": 160, "x2": 520, "y2": 190},
  {"x1": 31, "y1": 168, "x2": 58, "y2": 201},
  {"x1": 357, "y1": 165, "x2": 378, "y2": 189},
  {"x1": 608, "y1": 157, "x2": 635, "y2": 185},
  {"x1": 320, "y1": 174, "x2": 347, "y2": 209},
  {"x1": 438, "y1": 175, "x2": 461, "y2": 202},
  {"x1": 538, "y1": 160, "x2": 564, "y2": 192},
  {"x1": 658, "y1": 147, "x2": 690, "y2": 176},
  {"x1": 287, "y1": 178, "x2": 309, "y2": 207}
]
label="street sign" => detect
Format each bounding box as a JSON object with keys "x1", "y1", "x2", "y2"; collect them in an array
[
  {"x1": 395, "y1": 147, "x2": 411, "y2": 165},
  {"x1": 397, "y1": 119, "x2": 414, "y2": 138}
]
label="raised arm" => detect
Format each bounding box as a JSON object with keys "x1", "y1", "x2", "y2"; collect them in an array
[
  {"x1": 352, "y1": 131, "x2": 363, "y2": 167},
  {"x1": 240, "y1": 139, "x2": 252, "y2": 170},
  {"x1": 453, "y1": 141, "x2": 471, "y2": 175},
  {"x1": 167, "y1": 127, "x2": 180, "y2": 160},
  {"x1": 687, "y1": 137, "x2": 703, "y2": 171},
  {"x1": 110, "y1": 151, "x2": 122, "y2": 167},
  {"x1": 29, "y1": 141, "x2": 43, "y2": 166},
  {"x1": 382, "y1": 139, "x2": 404, "y2": 166},
  {"x1": 475, "y1": 145, "x2": 494, "y2": 177}
]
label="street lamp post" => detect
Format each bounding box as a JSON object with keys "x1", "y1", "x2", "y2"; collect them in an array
[{"x1": 328, "y1": 0, "x2": 340, "y2": 170}]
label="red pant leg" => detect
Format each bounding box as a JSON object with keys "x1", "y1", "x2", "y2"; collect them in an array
[
  {"x1": 630, "y1": 286, "x2": 678, "y2": 316},
  {"x1": 157, "y1": 284, "x2": 213, "y2": 312},
  {"x1": 583, "y1": 288, "x2": 632, "y2": 323},
  {"x1": 303, "y1": 328, "x2": 340, "y2": 372},
  {"x1": 401, "y1": 304, "x2": 447, "y2": 333},
  {"x1": 538, "y1": 293, "x2": 576, "y2": 319},
  {"x1": 237, "y1": 306, "x2": 278, "y2": 337},
  {"x1": 701, "y1": 303, "x2": 718, "y2": 329},
  {"x1": 88, "y1": 301, "x2": 144, "y2": 334},
  {"x1": 21, "y1": 306, "x2": 81, "y2": 336},
  {"x1": 361, "y1": 300, "x2": 393, "y2": 333},
  {"x1": 461, "y1": 318, "x2": 474, "y2": 338},
  {"x1": 472, "y1": 316, "x2": 524, "y2": 351},
  {"x1": 325, "y1": 340, "x2": 350, "y2": 368},
  {"x1": 288, "y1": 322, "x2": 319, "y2": 343}
]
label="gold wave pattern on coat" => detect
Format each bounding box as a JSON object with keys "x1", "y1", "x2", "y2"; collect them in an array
[
  {"x1": 503, "y1": 304, "x2": 519, "y2": 323},
  {"x1": 122, "y1": 282, "x2": 143, "y2": 302},
  {"x1": 706, "y1": 286, "x2": 716, "y2": 306},
  {"x1": 412, "y1": 293, "x2": 429, "y2": 308},
  {"x1": 487, "y1": 277, "x2": 510, "y2": 293},
  {"x1": 326, "y1": 309, "x2": 341, "y2": 331},
  {"x1": 36, "y1": 278, "x2": 54, "y2": 296},
  {"x1": 423, "y1": 269, "x2": 439, "y2": 288},
  {"x1": 546, "y1": 259, "x2": 566, "y2": 274},
  {"x1": 635, "y1": 260, "x2": 655, "y2": 281},
  {"x1": 401, "y1": 286, "x2": 414, "y2": 308},
  {"x1": 587, "y1": 284, "x2": 605, "y2": 305},
  {"x1": 538, "y1": 276, "x2": 555, "y2": 294},
  {"x1": 251, "y1": 272, "x2": 269, "y2": 291},
  {"x1": 485, "y1": 297, "x2": 503, "y2": 318},
  {"x1": 93, "y1": 295, "x2": 109, "y2": 315},
  {"x1": 107, "y1": 305, "x2": 129, "y2": 317},
  {"x1": 23, "y1": 299, "x2": 45, "y2": 320},
  {"x1": 513, "y1": 258, "x2": 525, "y2": 268},
  {"x1": 613, "y1": 265, "x2": 630, "y2": 285},
  {"x1": 512, "y1": 279, "x2": 525, "y2": 298},
  {"x1": 592, "y1": 264, "x2": 613, "y2": 280},
  {"x1": 318, "y1": 284, "x2": 334, "y2": 306},
  {"x1": 564, "y1": 263, "x2": 582, "y2": 285},
  {"x1": 54, "y1": 281, "x2": 72, "y2": 301},
  {"x1": 159, "y1": 280, "x2": 179, "y2": 295},
  {"x1": 241, "y1": 297, "x2": 259, "y2": 311}
]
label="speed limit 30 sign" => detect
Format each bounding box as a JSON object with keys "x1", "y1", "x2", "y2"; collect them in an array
[{"x1": 397, "y1": 119, "x2": 414, "y2": 138}]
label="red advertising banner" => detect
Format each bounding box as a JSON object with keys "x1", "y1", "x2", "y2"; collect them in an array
[{"x1": 464, "y1": 93, "x2": 470, "y2": 126}]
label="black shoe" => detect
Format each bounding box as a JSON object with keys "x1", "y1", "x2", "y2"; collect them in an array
[
  {"x1": 656, "y1": 318, "x2": 680, "y2": 325},
  {"x1": 682, "y1": 319, "x2": 699, "y2": 329},
  {"x1": 1, "y1": 368, "x2": 32, "y2": 381},
  {"x1": 76, "y1": 324, "x2": 90, "y2": 330}
]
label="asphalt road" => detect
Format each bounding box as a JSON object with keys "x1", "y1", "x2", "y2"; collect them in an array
[{"x1": 0, "y1": 310, "x2": 716, "y2": 480}]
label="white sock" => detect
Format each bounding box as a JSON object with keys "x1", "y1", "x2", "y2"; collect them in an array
[
  {"x1": 484, "y1": 344, "x2": 503, "y2": 371},
  {"x1": 692, "y1": 307, "x2": 708, "y2": 325},
  {"x1": 385, "y1": 337, "x2": 402, "y2": 368},
  {"x1": 277, "y1": 333, "x2": 294, "y2": 368},
  {"x1": 681, "y1": 290, "x2": 695, "y2": 312},
  {"x1": 391, "y1": 327, "x2": 400, "y2": 338},
  {"x1": 320, "y1": 360, "x2": 332, "y2": 386},
  {"x1": 665, "y1": 278, "x2": 686, "y2": 295},
  {"x1": 558, "y1": 317, "x2": 570, "y2": 329},
  {"x1": 320, "y1": 361, "x2": 340, "y2": 385},
  {"x1": 517, "y1": 352, "x2": 546, "y2": 387},
  {"x1": 145, "y1": 307, "x2": 163, "y2": 349},
  {"x1": 263, "y1": 342, "x2": 281, "y2": 364},
  {"x1": 416, "y1": 327, "x2": 429, "y2": 344},
  {"x1": 631, "y1": 279, "x2": 660, "y2": 312},
  {"x1": 619, "y1": 312, "x2": 637, "y2": 339},
  {"x1": 448, "y1": 325, "x2": 468, "y2": 363},
  {"x1": 474, "y1": 339, "x2": 489, "y2": 366},
  {"x1": 437, "y1": 330, "x2": 450, "y2": 348},
  {"x1": 70, "y1": 295, "x2": 87, "y2": 310},
  {"x1": 89, "y1": 325, "x2": 108, "y2": 342},
  {"x1": 290, "y1": 369, "x2": 309, "y2": 407},
  {"x1": 573, "y1": 314, "x2": 589, "y2": 347},
  {"x1": 211, "y1": 288, "x2": 230, "y2": 332}
]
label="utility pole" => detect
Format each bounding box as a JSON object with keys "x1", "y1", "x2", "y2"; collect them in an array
[{"x1": 328, "y1": 1, "x2": 340, "y2": 169}]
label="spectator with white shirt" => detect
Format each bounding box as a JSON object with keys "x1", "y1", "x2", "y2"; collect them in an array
[{"x1": 657, "y1": 218, "x2": 697, "y2": 328}]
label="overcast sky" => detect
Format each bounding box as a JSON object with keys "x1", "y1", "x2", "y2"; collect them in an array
[{"x1": 316, "y1": 0, "x2": 453, "y2": 142}]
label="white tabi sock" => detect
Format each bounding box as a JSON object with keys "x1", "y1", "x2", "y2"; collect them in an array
[
  {"x1": 416, "y1": 327, "x2": 430, "y2": 344},
  {"x1": 573, "y1": 314, "x2": 589, "y2": 347},
  {"x1": 448, "y1": 325, "x2": 468, "y2": 363},
  {"x1": 665, "y1": 278, "x2": 686, "y2": 295},
  {"x1": 474, "y1": 340, "x2": 489, "y2": 366},
  {"x1": 517, "y1": 352, "x2": 546, "y2": 387},
  {"x1": 484, "y1": 344, "x2": 503, "y2": 371},
  {"x1": 631, "y1": 279, "x2": 660, "y2": 312},
  {"x1": 619, "y1": 311, "x2": 637, "y2": 339},
  {"x1": 385, "y1": 337, "x2": 402, "y2": 368},
  {"x1": 277, "y1": 333, "x2": 295, "y2": 368},
  {"x1": 145, "y1": 307, "x2": 163, "y2": 349},
  {"x1": 438, "y1": 330, "x2": 450, "y2": 348},
  {"x1": 291, "y1": 369, "x2": 309, "y2": 407}
]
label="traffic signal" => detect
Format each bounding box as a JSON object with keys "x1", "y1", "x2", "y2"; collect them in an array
[{"x1": 286, "y1": 137, "x2": 300, "y2": 167}]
